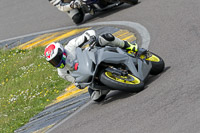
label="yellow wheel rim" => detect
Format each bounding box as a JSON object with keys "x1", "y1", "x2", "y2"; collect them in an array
[
  {"x1": 105, "y1": 72, "x2": 140, "y2": 84},
  {"x1": 140, "y1": 54, "x2": 160, "y2": 62}
]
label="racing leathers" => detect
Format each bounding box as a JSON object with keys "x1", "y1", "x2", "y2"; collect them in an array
[
  {"x1": 57, "y1": 29, "x2": 138, "y2": 101},
  {"x1": 48, "y1": 0, "x2": 84, "y2": 24}
]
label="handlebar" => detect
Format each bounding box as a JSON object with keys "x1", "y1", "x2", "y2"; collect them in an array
[{"x1": 88, "y1": 36, "x2": 98, "y2": 51}]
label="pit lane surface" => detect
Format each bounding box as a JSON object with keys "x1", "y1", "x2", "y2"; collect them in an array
[{"x1": 1, "y1": 0, "x2": 200, "y2": 133}]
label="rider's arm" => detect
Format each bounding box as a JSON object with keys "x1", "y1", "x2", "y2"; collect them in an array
[
  {"x1": 57, "y1": 67, "x2": 75, "y2": 82},
  {"x1": 65, "y1": 30, "x2": 96, "y2": 53},
  {"x1": 48, "y1": 0, "x2": 72, "y2": 12},
  {"x1": 58, "y1": 30, "x2": 96, "y2": 83}
]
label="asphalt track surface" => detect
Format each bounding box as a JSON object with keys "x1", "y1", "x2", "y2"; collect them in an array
[{"x1": 1, "y1": 0, "x2": 200, "y2": 133}]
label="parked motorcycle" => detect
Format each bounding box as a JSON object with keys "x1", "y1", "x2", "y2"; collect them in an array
[
  {"x1": 71, "y1": 37, "x2": 165, "y2": 99},
  {"x1": 81, "y1": 0, "x2": 139, "y2": 15}
]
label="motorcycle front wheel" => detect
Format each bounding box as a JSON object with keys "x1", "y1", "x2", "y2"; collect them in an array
[
  {"x1": 100, "y1": 71, "x2": 144, "y2": 92},
  {"x1": 140, "y1": 52, "x2": 165, "y2": 75}
]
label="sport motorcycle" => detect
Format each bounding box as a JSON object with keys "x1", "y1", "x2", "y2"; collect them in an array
[{"x1": 71, "y1": 37, "x2": 165, "y2": 101}]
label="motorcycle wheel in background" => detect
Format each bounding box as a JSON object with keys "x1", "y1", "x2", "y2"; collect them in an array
[
  {"x1": 100, "y1": 70, "x2": 144, "y2": 92},
  {"x1": 120, "y1": 0, "x2": 139, "y2": 5}
]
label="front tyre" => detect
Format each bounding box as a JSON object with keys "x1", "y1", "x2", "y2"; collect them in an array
[
  {"x1": 140, "y1": 52, "x2": 165, "y2": 75},
  {"x1": 100, "y1": 71, "x2": 144, "y2": 92}
]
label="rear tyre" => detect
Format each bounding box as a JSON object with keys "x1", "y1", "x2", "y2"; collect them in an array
[
  {"x1": 130, "y1": 0, "x2": 139, "y2": 4},
  {"x1": 120, "y1": 0, "x2": 138, "y2": 5},
  {"x1": 100, "y1": 71, "x2": 144, "y2": 92}
]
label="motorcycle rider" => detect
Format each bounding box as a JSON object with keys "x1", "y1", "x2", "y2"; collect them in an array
[
  {"x1": 48, "y1": 0, "x2": 84, "y2": 24},
  {"x1": 48, "y1": 0, "x2": 138, "y2": 24},
  {"x1": 44, "y1": 29, "x2": 138, "y2": 102}
]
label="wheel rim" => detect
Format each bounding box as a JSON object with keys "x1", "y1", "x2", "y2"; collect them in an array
[{"x1": 105, "y1": 72, "x2": 141, "y2": 84}]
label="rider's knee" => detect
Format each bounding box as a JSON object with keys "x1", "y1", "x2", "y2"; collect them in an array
[
  {"x1": 101, "y1": 33, "x2": 115, "y2": 41},
  {"x1": 99, "y1": 33, "x2": 115, "y2": 46}
]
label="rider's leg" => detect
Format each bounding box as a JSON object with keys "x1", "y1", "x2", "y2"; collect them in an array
[
  {"x1": 88, "y1": 87, "x2": 110, "y2": 102},
  {"x1": 98, "y1": 33, "x2": 138, "y2": 52}
]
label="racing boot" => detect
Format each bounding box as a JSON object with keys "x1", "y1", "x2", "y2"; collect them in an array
[
  {"x1": 88, "y1": 87, "x2": 110, "y2": 102},
  {"x1": 123, "y1": 41, "x2": 139, "y2": 53}
]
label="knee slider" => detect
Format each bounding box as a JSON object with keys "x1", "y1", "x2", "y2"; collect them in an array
[{"x1": 101, "y1": 33, "x2": 115, "y2": 41}]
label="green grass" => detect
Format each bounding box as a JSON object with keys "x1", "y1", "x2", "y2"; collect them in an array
[{"x1": 0, "y1": 47, "x2": 70, "y2": 132}]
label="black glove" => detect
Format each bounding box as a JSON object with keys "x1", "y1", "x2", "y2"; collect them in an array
[
  {"x1": 70, "y1": 0, "x2": 82, "y2": 9},
  {"x1": 89, "y1": 36, "x2": 96, "y2": 43}
]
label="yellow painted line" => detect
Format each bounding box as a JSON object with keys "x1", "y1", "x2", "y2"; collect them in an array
[
  {"x1": 21, "y1": 32, "x2": 63, "y2": 49},
  {"x1": 33, "y1": 124, "x2": 54, "y2": 133},
  {"x1": 56, "y1": 84, "x2": 88, "y2": 101},
  {"x1": 20, "y1": 27, "x2": 90, "y2": 49},
  {"x1": 113, "y1": 29, "x2": 136, "y2": 42},
  {"x1": 123, "y1": 34, "x2": 136, "y2": 42},
  {"x1": 56, "y1": 88, "x2": 87, "y2": 102},
  {"x1": 120, "y1": 32, "x2": 133, "y2": 39},
  {"x1": 37, "y1": 28, "x2": 90, "y2": 47},
  {"x1": 113, "y1": 30, "x2": 129, "y2": 38},
  {"x1": 18, "y1": 31, "x2": 70, "y2": 49},
  {"x1": 16, "y1": 33, "x2": 56, "y2": 49},
  {"x1": 47, "y1": 84, "x2": 88, "y2": 106},
  {"x1": 33, "y1": 28, "x2": 90, "y2": 49}
]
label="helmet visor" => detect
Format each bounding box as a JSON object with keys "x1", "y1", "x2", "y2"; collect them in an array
[{"x1": 48, "y1": 48, "x2": 63, "y2": 67}]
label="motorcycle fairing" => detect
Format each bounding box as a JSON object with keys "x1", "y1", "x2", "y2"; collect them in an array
[
  {"x1": 71, "y1": 48, "x2": 95, "y2": 84},
  {"x1": 71, "y1": 46, "x2": 152, "y2": 89},
  {"x1": 96, "y1": 47, "x2": 152, "y2": 80}
]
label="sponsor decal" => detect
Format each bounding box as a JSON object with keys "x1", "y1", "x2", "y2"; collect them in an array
[{"x1": 44, "y1": 44, "x2": 56, "y2": 59}]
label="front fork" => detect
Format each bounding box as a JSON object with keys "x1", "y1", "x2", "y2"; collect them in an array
[{"x1": 127, "y1": 48, "x2": 151, "y2": 60}]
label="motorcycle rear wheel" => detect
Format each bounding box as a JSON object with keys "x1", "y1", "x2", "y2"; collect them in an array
[
  {"x1": 100, "y1": 71, "x2": 144, "y2": 92},
  {"x1": 140, "y1": 52, "x2": 165, "y2": 75}
]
